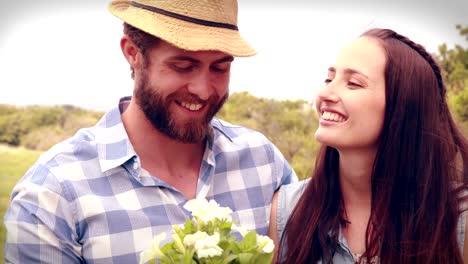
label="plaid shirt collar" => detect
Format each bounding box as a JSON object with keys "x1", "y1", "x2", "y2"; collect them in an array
[{"x1": 93, "y1": 98, "x2": 233, "y2": 173}]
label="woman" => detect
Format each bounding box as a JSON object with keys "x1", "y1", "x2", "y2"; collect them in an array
[{"x1": 269, "y1": 28, "x2": 468, "y2": 264}]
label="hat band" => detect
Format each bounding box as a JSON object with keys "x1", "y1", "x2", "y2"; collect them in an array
[{"x1": 130, "y1": 1, "x2": 239, "y2": 31}]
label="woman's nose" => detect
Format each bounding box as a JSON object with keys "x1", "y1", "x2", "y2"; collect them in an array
[{"x1": 316, "y1": 82, "x2": 339, "y2": 103}]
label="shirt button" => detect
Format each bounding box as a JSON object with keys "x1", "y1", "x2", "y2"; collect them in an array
[{"x1": 133, "y1": 162, "x2": 139, "y2": 170}]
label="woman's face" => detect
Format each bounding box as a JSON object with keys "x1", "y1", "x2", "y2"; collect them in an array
[{"x1": 314, "y1": 37, "x2": 386, "y2": 153}]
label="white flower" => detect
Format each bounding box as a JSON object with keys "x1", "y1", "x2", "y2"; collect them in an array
[
  {"x1": 231, "y1": 224, "x2": 249, "y2": 237},
  {"x1": 140, "y1": 198, "x2": 274, "y2": 263},
  {"x1": 184, "y1": 198, "x2": 232, "y2": 222},
  {"x1": 183, "y1": 231, "x2": 209, "y2": 247},
  {"x1": 197, "y1": 246, "x2": 224, "y2": 259},
  {"x1": 183, "y1": 231, "x2": 223, "y2": 258},
  {"x1": 256, "y1": 234, "x2": 275, "y2": 254},
  {"x1": 139, "y1": 232, "x2": 167, "y2": 264},
  {"x1": 193, "y1": 232, "x2": 223, "y2": 258},
  {"x1": 172, "y1": 233, "x2": 185, "y2": 254}
]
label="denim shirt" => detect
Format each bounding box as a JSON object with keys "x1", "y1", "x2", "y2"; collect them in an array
[{"x1": 276, "y1": 179, "x2": 467, "y2": 263}]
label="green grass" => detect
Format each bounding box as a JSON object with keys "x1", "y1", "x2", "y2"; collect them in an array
[{"x1": 0, "y1": 144, "x2": 41, "y2": 262}]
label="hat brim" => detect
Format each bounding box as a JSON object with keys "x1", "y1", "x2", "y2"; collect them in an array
[{"x1": 108, "y1": 0, "x2": 256, "y2": 57}]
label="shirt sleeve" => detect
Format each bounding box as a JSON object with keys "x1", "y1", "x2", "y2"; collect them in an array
[
  {"x1": 276, "y1": 180, "x2": 309, "y2": 242},
  {"x1": 4, "y1": 164, "x2": 82, "y2": 263},
  {"x1": 271, "y1": 143, "x2": 299, "y2": 191}
]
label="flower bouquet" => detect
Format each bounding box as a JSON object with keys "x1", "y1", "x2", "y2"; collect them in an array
[{"x1": 139, "y1": 198, "x2": 274, "y2": 264}]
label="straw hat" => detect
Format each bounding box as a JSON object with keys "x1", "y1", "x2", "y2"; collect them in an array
[{"x1": 108, "y1": 0, "x2": 256, "y2": 57}]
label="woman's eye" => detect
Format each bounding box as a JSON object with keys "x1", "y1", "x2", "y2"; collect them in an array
[{"x1": 348, "y1": 82, "x2": 363, "y2": 88}]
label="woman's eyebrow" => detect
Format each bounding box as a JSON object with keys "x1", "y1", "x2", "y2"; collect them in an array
[{"x1": 328, "y1": 66, "x2": 369, "y2": 80}]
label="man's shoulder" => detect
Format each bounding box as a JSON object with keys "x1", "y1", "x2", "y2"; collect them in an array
[
  {"x1": 211, "y1": 117, "x2": 270, "y2": 142},
  {"x1": 37, "y1": 108, "x2": 121, "y2": 167},
  {"x1": 209, "y1": 118, "x2": 292, "y2": 166},
  {"x1": 36, "y1": 125, "x2": 99, "y2": 168},
  {"x1": 10, "y1": 124, "x2": 101, "y2": 198}
]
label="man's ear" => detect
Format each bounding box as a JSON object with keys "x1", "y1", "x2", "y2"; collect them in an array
[{"x1": 120, "y1": 35, "x2": 142, "y2": 69}]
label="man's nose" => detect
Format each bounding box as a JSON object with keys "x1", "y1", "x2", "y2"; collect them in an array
[{"x1": 187, "y1": 71, "x2": 213, "y2": 100}]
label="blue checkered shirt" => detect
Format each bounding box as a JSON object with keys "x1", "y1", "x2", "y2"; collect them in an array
[{"x1": 4, "y1": 101, "x2": 297, "y2": 263}]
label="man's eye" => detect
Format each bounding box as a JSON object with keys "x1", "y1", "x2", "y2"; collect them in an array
[
  {"x1": 171, "y1": 64, "x2": 193, "y2": 72},
  {"x1": 211, "y1": 67, "x2": 227, "y2": 73},
  {"x1": 324, "y1": 78, "x2": 332, "y2": 84},
  {"x1": 211, "y1": 64, "x2": 230, "y2": 73}
]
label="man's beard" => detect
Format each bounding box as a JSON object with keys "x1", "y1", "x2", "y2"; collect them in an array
[{"x1": 134, "y1": 72, "x2": 228, "y2": 143}]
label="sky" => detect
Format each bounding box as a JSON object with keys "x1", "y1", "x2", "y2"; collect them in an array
[{"x1": 0, "y1": 0, "x2": 467, "y2": 111}]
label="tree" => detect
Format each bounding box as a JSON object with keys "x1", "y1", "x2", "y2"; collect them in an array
[
  {"x1": 0, "y1": 104, "x2": 102, "y2": 149},
  {"x1": 437, "y1": 24, "x2": 468, "y2": 124}
]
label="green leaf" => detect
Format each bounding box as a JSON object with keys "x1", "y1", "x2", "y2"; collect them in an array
[
  {"x1": 238, "y1": 232, "x2": 257, "y2": 251},
  {"x1": 217, "y1": 220, "x2": 232, "y2": 237},
  {"x1": 217, "y1": 240, "x2": 231, "y2": 252},
  {"x1": 184, "y1": 218, "x2": 198, "y2": 234},
  {"x1": 229, "y1": 241, "x2": 242, "y2": 254},
  {"x1": 183, "y1": 249, "x2": 196, "y2": 264},
  {"x1": 252, "y1": 253, "x2": 273, "y2": 264},
  {"x1": 220, "y1": 255, "x2": 238, "y2": 264},
  {"x1": 160, "y1": 242, "x2": 173, "y2": 255},
  {"x1": 237, "y1": 253, "x2": 254, "y2": 264}
]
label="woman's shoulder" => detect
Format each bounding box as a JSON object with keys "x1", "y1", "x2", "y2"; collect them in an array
[
  {"x1": 455, "y1": 184, "x2": 468, "y2": 255},
  {"x1": 276, "y1": 179, "x2": 311, "y2": 229},
  {"x1": 275, "y1": 179, "x2": 312, "y2": 245},
  {"x1": 278, "y1": 178, "x2": 310, "y2": 205}
]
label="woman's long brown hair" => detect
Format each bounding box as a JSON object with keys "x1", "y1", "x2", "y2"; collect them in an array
[{"x1": 278, "y1": 28, "x2": 468, "y2": 264}]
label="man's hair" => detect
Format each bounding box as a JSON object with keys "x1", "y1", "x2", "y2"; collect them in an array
[
  {"x1": 279, "y1": 28, "x2": 468, "y2": 264},
  {"x1": 123, "y1": 22, "x2": 161, "y2": 79}
]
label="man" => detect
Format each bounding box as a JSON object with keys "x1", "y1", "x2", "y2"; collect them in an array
[{"x1": 4, "y1": 0, "x2": 297, "y2": 263}]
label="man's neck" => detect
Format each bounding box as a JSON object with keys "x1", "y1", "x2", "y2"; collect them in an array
[{"x1": 121, "y1": 99, "x2": 205, "y2": 198}]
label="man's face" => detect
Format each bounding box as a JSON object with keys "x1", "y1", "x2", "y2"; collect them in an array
[{"x1": 134, "y1": 41, "x2": 233, "y2": 143}]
